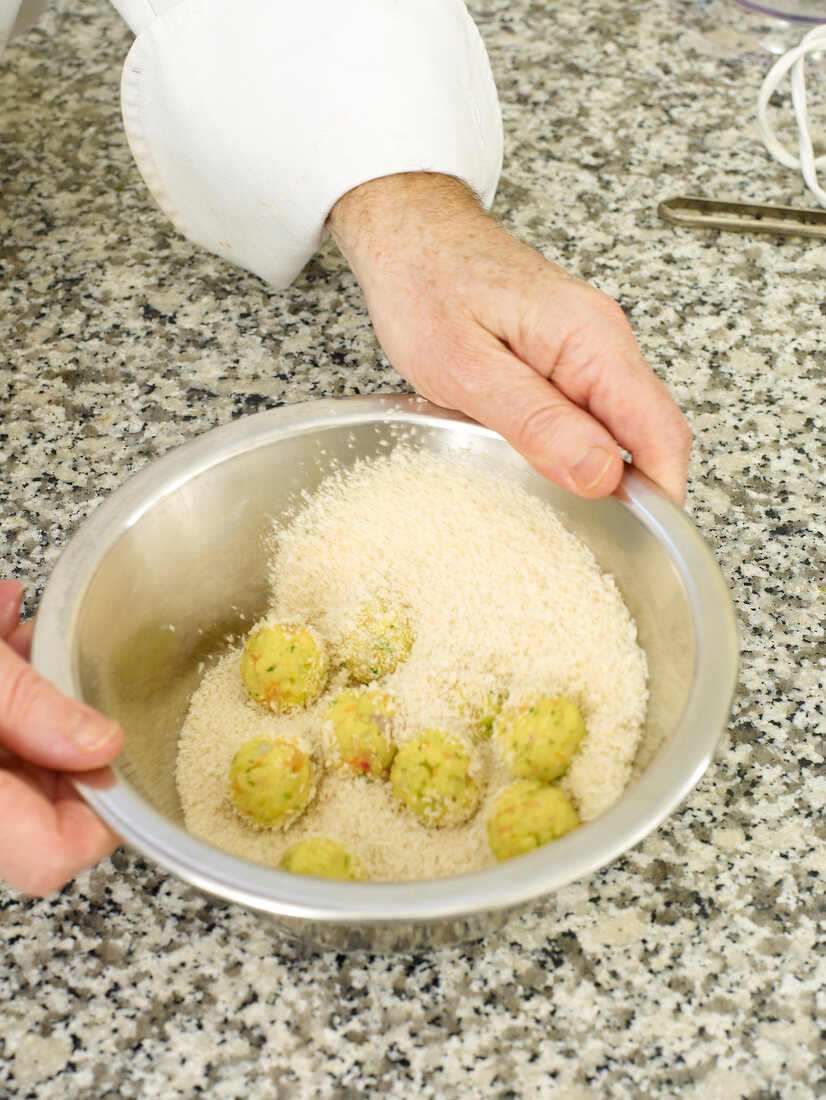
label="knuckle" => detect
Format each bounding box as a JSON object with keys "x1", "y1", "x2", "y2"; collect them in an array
[
  {"x1": 518, "y1": 402, "x2": 568, "y2": 456},
  {"x1": 663, "y1": 408, "x2": 693, "y2": 459},
  {"x1": 564, "y1": 280, "x2": 626, "y2": 323},
  {"x1": 22, "y1": 867, "x2": 65, "y2": 899},
  {"x1": 675, "y1": 417, "x2": 694, "y2": 457},
  {"x1": 600, "y1": 295, "x2": 629, "y2": 324},
  {"x1": 1, "y1": 658, "x2": 43, "y2": 730},
  {"x1": 427, "y1": 333, "x2": 497, "y2": 402}
]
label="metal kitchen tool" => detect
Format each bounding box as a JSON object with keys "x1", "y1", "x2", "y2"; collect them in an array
[{"x1": 658, "y1": 194, "x2": 826, "y2": 238}]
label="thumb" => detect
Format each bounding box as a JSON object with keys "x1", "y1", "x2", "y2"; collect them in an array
[
  {"x1": 438, "y1": 337, "x2": 625, "y2": 498},
  {"x1": 0, "y1": 640, "x2": 123, "y2": 770}
]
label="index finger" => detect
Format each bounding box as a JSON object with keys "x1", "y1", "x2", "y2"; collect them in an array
[
  {"x1": 593, "y1": 363, "x2": 691, "y2": 505},
  {"x1": 518, "y1": 284, "x2": 692, "y2": 504},
  {"x1": 0, "y1": 640, "x2": 123, "y2": 771},
  {"x1": 556, "y1": 304, "x2": 691, "y2": 504}
]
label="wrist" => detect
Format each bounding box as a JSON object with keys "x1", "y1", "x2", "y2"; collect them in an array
[{"x1": 327, "y1": 172, "x2": 487, "y2": 278}]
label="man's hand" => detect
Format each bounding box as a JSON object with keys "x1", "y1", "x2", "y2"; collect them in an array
[
  {"x1": 0, "y1": 580, "x2": 123, "y2": 897},
  {"x1": 328, "y1": 173, "x2": 691, "y2": 504}
]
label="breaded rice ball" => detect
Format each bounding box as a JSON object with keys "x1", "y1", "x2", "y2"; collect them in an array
[
  {"x1": 228, "y1": 736, "x2": 314, "y2": 828},
  {"x1": 391, "y1": 729, "x2": 479, "y2": 827},
  {"x1": 487, "y1": 779, "x2": 580, "y2": 861},
  {"x1": 493, "y1": 695, "x2": 586, "y2": 782},
  {"x1": 240, "y1": 622, "x2": 327, "y2": 711},
  {"x1": 279, "y1": 837, "x2": 367, "y2": 880},
  {"x1": 322, "y1": 689, "x2": 397, "y2": 778},
  {"x1": 455, "y1": 682, "x2": 504, "y2": 740},
  {"x1": 338, "y1": 598, "x2": 413, "y2": 683}
]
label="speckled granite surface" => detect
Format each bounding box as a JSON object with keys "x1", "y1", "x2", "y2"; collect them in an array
[{"x1": 2, "y1": 0, "x2": 825, "y2": 1096}]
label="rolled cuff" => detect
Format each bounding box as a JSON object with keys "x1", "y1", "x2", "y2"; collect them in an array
[{"x1": 120, "y1": 0, "x2": 503, "y2": 288}]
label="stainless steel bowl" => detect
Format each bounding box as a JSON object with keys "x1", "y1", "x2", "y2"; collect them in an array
[{"x1": 32, "y1": 396, "x2": 738, "y2": 952}]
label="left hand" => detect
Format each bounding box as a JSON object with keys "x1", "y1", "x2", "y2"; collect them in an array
[
  {"x1": 328, "y1": 173, "x2": 692, "y2": 504},
  {"x1": 0, "y1": 580, "x2": 123, "y2": 897}
]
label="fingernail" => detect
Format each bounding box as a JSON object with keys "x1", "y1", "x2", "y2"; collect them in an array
[
  {"x1": 69, "y1": 711, "x2": 120, "y2": 753},
  {"x1": 571, "y1": 446, "x2": 615, "y2": 491}
]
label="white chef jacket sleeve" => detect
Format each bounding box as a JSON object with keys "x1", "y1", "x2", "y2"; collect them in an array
[{"x1": 117, "y1": 0, "x2": 503, "y2": 288}]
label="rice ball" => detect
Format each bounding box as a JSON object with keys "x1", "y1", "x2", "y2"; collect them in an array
[
  {"x1": 240, "y1": 622, "x2": 327, "y2": 711},
  {"x1": 338, "y1": 599, "x2": 413, "y2": 683},
  {"x1": 493, "y1": 695, "x2": 586, "y2": 782},
  {"x1": 279, "y1": 837, "x2": 367, "y2": 880},
  {"x1": 228, "y1": 736, "x2": 314, "y2": 828},
  {"x1": 390, "y1": 729, "x2": 479, "y2": 826},
  {"x1": 487, "y1": 779, "x2": 580, "y2": 861},
  {"x1": 322, "y1": 688, "x2": 397, "y2": 778}
]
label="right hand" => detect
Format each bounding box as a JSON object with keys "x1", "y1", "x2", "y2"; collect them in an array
[
  {"x1": 328, "y1": 173, "x2": 692, "y2": 504},
  {"x1": 0, "y1": 580, "x2": 123, "y2": 897}
]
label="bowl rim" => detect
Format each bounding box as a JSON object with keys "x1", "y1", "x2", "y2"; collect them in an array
[{"x1": 32, "y1": 395, "x2": 739, "y2": 924}]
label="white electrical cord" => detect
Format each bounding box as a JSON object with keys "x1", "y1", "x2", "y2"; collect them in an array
[{"x1": 756, "y1": 23, "x2": 826, "y2": 207}]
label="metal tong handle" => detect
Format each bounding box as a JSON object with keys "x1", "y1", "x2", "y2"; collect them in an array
[{"x1": 658, "y1": 195, "x2": 826, "y2": 239}]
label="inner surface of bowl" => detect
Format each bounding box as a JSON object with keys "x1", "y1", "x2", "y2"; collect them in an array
[{"x1": 33, "y1": 397, "x2": 737, "y2": 950}]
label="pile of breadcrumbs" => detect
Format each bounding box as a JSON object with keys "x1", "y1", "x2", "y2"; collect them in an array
[{"x1": 175, "y1": 447, "x2": 648, "y2": 881}]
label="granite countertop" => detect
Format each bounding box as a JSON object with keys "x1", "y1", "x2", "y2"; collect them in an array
[{"x1": 2, "y1": 0, "x2": 825, "y2": 1095}]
